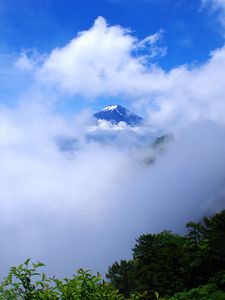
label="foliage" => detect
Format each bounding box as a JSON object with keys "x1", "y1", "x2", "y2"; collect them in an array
[
  {"x1": 0, "y1": 259, "x2": 123, "y2": 299},
  {"x1": 106, "y1": 260, "x2": 136, "y2": 296},
  {"x1": 132, "y1": 231, "x2": 187, "y2": 296},
  {"x1": 167, "y1": 283, "x2": 225, "y2": 300},
  {"x1": 107, "y1": 209, "x2": 225, "y2": 299}
]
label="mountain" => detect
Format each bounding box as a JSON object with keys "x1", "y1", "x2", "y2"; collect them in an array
[{"x1": 94, "y1": 104, "x2": 143, "y2": 126}]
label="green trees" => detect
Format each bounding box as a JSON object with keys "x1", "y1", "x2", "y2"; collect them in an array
[
  {"x1": 107, "y1": 231, "x2": 188, "y2": 297},
  {"x1": 133, "y1": 231, "x2": 187, "y2": 296},
  {"x1": 106, "y1": 260, "x2": 136, "y2": 296},
  {"x1": 203, "y1": 210, "x2": 225, "y2": 269},
  {"x1": 107, "y1": 210, "x2": 225, "y2": 299},
  {"x1": 185, "y1": 210, "x2": 225, "y2": 287}
]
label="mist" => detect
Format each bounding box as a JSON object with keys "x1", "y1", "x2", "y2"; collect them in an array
[
  {"x1": 0, "y1": 99, "x2": 225, "y2": 278},
  {"x1": 1, "y1": 9, "x2": 225, "y2": 278}
]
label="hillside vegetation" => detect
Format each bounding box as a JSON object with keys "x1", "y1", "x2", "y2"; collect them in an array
[{"x1": 1, "y1": 210, "x2": 225, "y2": 299}]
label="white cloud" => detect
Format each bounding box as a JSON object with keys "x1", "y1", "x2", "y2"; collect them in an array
[
  {"x1": 0, "y1": 99, "x2": 224, "y2": 278},
  {"x1": 16, "y1": 53, "x2": 35, "y2": 72},
  {"x1": 34, "y1": 17, "x2": 167, "y2": 99},
  {"x1": 3, "y1": 13, "x2": 225, "y2": 277},
  {"x1": 137, "y1": 29, "x2": 167, "y2": 59},
  {"x1": 15, "y1": 49, "x2": 46, "y2": 72},
  {"x1": 148, "y1": 46, "x2": 225, "y2": 129},
  {"x1": 36, "y1": 17, "x2": 138, "y2": 97},
  {"x1": 20, "y1": 16, "x2": 225, "y2": 131}
]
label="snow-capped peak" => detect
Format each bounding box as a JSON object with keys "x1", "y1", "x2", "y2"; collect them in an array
[
  {"x1": 94, "y1": 104, "x2": 143, "y2": 126},
  {"x1": 103, "y1": 105, "x2": 118, "y2": 111}
]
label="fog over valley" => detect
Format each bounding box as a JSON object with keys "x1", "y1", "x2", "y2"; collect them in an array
[{"x1": 0, "y1": 0, "x2": 225, "y2": 279}]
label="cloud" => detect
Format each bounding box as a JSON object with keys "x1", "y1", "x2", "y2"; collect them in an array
[
  {"x1": 36, "y1": 16, "x2": 138, "y2": 97},
  {"x1": 16, "y1": 16, "x2": 225, "y2": 131},
  {"x1": 0, "y1": 100, "x2": 160, "y2": 276},
  {"x1": 1, "y1": 12, "x2": 225, "y2": 278},
  {"x1": 148, "y1": 46, "x2": 225, "y2": 129},
  {"x1": 15, "y1": 49, "x2": 46, "y2": 72},
  {"x1": 31, "y1": 17, "x2": 166, "y2": 99},
  {"x1": 0, "y1": 99, "x2": 224, "y2": 278},
  {"x1": 201, "y1": 0, "x2": 225, "y2": 28},
  {"x1": 202, "y1": 0, "x2": 225, "y2": 12},
  {"x1": 136, "y1": 29, "x2": 167, "y2": 59}
]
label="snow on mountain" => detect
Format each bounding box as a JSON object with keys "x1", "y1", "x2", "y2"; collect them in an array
[
  {"x1": 103, "y1": 105, "x2": 118, "y2": 111},
  {"x1": 94, "y1": 104, "x2": 143, "y2": 126}
]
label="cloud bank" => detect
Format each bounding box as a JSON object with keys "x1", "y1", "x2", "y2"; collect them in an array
[{"x1": 1, "y1": 10, "x2": 225, "y2": 277}]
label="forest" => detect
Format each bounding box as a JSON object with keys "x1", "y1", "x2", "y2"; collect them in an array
[{"x1": 0, "y1": 209, "x2": 225, "y2": 299}]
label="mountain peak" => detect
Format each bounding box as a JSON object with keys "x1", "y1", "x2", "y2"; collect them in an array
[
  {"x1": 94, "y1": 104, "x2": 143, "y2": 126},
  {"x1": 103, "y1": 105, "x2": 119, "y2": 111}
]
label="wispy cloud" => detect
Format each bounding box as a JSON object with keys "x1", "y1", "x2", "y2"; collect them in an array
[{"x1": 201, "y1": 0, "x2": 225, "y2": 28}]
